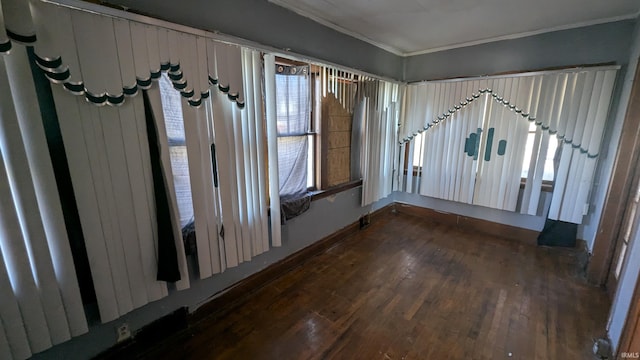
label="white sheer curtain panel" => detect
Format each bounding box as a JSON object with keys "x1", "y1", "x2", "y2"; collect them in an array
[
  {"x1": 0, "y1": 44, "x2": 87, "y2": 360},
  {"x1": 275, "y1": 70, "x2": 310, "y2": 196},
  {"x1": 400, "y1": 66, "x2": 618, "y2": 223}
]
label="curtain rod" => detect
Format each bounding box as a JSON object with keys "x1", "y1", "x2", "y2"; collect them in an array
[
  {"x1": 44, "y1": 0, "x2": 402, "y2": 85},
  {"x1": 407, "y1": 64, "x2": 621, "y2": 85}
]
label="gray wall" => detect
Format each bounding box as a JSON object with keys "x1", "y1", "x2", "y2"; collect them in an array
[
  {"x1": 106, "y1": 0, "x2": 404, "y2": 80},
  {"x1": 404, "y1": 20, "x2": 635, "y2": 82},
  {"x1": 34, "y1": 187, "x2": 394, "y2": 359},
  {"x1": 402, "y1": 19, "x2": 637, "y2": 250},
  {"x1": 394, "y1": 191, "x2": 552, "y2": 233}
]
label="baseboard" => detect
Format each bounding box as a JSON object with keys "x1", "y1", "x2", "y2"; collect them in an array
[
  {"x1": 190, "y1": 203, "x2": 395, "y2": 325},
  {"x1": 393, "y1": 202, "x2": 540, "y2": 245}
]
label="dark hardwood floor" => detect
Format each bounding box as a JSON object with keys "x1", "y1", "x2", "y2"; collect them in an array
[{"x1": 140, "y1": 212, "x2": 609, "y2": 359}]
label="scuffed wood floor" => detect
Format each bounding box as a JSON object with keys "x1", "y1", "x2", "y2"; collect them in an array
[{"x1": 142, "y1": 212, "x2": 609, "y2": 359}]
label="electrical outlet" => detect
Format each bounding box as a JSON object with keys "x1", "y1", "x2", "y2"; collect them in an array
[{"x1": 116, "y1": 323, "x2": 131, "y2": 342}]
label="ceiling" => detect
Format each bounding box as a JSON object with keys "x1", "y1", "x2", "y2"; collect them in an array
[{"x1": 269, "y1": 0, "x2": 640, "y2": 56}]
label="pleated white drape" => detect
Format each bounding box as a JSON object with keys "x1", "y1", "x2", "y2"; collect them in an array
[
  {"x1": 239, "y1": 49, "x2": 271, "y2": 258},
  {"x1": 3, "y1": 0, "x2": 267, "y2": 322},
  {"x1": 358, "y1": 78, "x2": 401, "y2": 206},
  {"x1": 400, "y1": 67, "x2": 618, "y2": 223},
  {"x1": 0, "y1": 44, "x2": 87, "y2": 359},
  {"x1": 51, "y1": 84, "x2": 190, "y2": 323},
  {"x1": 320, "y1": 65, "x2": 357, "y2": 114},
  {"x1": 171, "y1": 47, "x2": 272, "y2": 278},
  {"x1": 264, "y1": 54, "x2": 283, "y2": 247},
  {"x1": 472, "y1": 78, "x2": 531, "y2": 211}
]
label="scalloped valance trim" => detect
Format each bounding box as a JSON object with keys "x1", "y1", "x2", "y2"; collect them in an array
[
  {"x1": 1, "y1": 28, "x2": 38, "y2": 54},
  {"x1": 399, "y1": 88, "x2": 599, "y2": 159},
  {"x1": 6, "y1": 29, "x2": 37, "y2": 44},
  {"x1": 32, "y1": 53, "x2": 245, "y2": 109},
  {"x1": 0, "y1": 40, "x2": 10, "y2": 53}
]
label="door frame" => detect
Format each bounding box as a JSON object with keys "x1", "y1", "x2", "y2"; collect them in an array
[
  {"x1": 606, "y1": 166, "x2": 640, "y2": 299},
  {"x1": 588, "y1": 60, "x2": 640, "y2": 287},
  {"x1": 616, "y1": 237, "x2": 640, "y2": 357}
]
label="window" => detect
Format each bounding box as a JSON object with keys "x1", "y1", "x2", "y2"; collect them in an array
[
  {"x1": 274, "y1": 62, "x2": 315, "y2": 196},
  {"x1": 521, "y1": 122, "x2": 558, "y2": 182},
  {"x1": 159, "y1": 74, "x2": 194, "y2": 227}
]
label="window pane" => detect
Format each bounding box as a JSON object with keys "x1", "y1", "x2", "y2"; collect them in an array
[
  {"x1": 275, "y1": 73, "x2": 310, "y2": 136},
  {"x1": 543, "y1": 138, "x2": 558, "y2": 181},
  {"x1": 169, "y1": 146, "x2": 194, "y2": 227},
  {"x1": 275, "y1": 68, "x2": 314, "y2": 194},
  {"x1": 521, "y1": 132, "x2": 535, "y2": 178},
  {"x1": 520, "y1": 132, "x2": 558, "y2": 182},
  {"x1": 159, "y1": 74, "x2": 194, "y2": 227},
  {"x1": 160, "y1": 75, "x2": 186, "y2": 145},
  {"x1": 277, "y1": 136, "x2": 308, "y2": 196},
  {"x1": 413, "y1": 133, "x2": 424, "y2": 168}
]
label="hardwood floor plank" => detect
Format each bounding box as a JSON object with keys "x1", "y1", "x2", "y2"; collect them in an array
[{"x1": 125, "y1": 213, "x2": 609, "y2": 360}]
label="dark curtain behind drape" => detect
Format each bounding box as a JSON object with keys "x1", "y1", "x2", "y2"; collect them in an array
[{"x1": 143, "y1": 91, "x2": 181, "y2": 282}]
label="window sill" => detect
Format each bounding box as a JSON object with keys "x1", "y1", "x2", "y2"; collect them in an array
[
  {"x1": 403, "y1": 168, "x2": 554, "y2": 193},
  {"x1": 310, "y1": 179, "x2": 363, "y2": 202},
  {"x1": 520, "y1": 179, "x2": 554, "y2": 193}
]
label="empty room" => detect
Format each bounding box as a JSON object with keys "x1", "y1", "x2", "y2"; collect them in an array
[{"x1": 2, "y1": 0, "x2": 640, "y2": 359}]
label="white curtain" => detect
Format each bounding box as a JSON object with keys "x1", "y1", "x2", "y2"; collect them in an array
[
  {"x1": 0, "y1": 0, "x2": 254, "y2": 324},
  {"x1": 400, "y1": 67, "x2": 618, "y2": 223},
  {"x1": 149, "y1": 46, "x2": 272, "y2": 279},
  {"x1": 358, "y1": 78, "x2": 401, "y2": 206},
  {"x1": 0, "y1": 43, "x2": 87, "y2": 360},
  {"x1": 320, "y1": 65, "x2": 357, "y2": 114},
  {"x1": 264, "y1": 54, "x2": 283, "y2": 247},
  {"x1": 5, "y1": 0, "x2": 268, "y2": 322},
  {"x1": 239, "y1": 49, "x2": 270, "y2": 259},
  {"x1": 50, "y1": 83, "x2": 192, "y2": 322}
]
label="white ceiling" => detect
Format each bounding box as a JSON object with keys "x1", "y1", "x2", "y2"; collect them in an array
[{"x1": 269, "y1": 0, "x2": 640, "y2": 56}]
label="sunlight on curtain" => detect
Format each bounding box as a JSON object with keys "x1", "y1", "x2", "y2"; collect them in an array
[
  {"x1": 19, "y1": 0, "x2": 260, "y2": 320},
  {"x1": 0, "y1": 43, "x2": 87, "y2": 360},
  {"x1": 400, "y1": 67, "x2": 618, "y2": 223},
  {"x1": 158, "y1": 75, "x2": 194, "y2": 228},
  {"x1": 357, "y1": 78, "x2": 401, "y2": 206}
]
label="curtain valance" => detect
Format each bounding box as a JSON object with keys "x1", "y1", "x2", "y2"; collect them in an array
[{"x1": 0, "y1": 0, "x2": 245, "y2": 107}]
